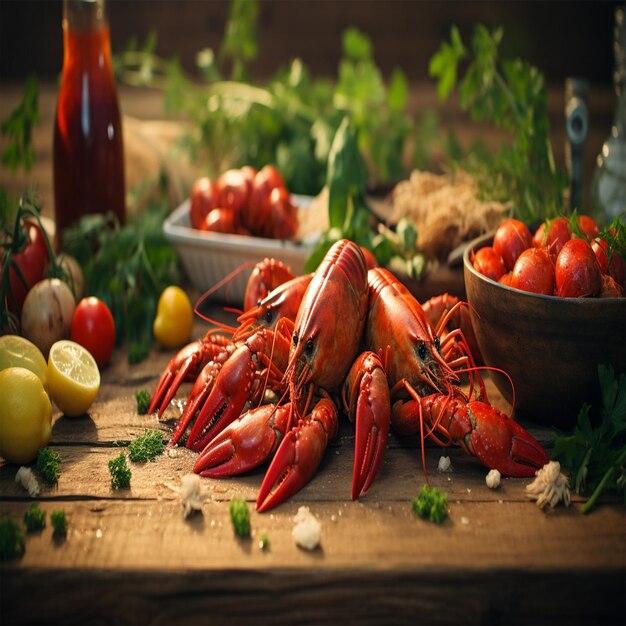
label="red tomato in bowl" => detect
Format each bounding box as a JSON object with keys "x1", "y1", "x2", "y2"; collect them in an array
[
  {"x1": 216, "y1": 169, "x2": 252, "y2": 216},
  {"x1": 247, "y1": 165, "x2": 286, "y2": 233},
  {"x1": 71, "y1": 297, "x2": 116, "y2": 368},
  {"x1": 471, "y1": 246, "x2": 506, "y2": 282},
  {"x1": 1, "y1": 220, "x2": 49, "y2": 315},
  {"x1": 533, "y1": 217, "x2": 571, "y2": 258},
  {"x1": 577, "y1": 215, "x2": 599, "y2": 240},
  {"x1": 555, "y1": 238, "x2": 602, "y2": 298},
  {"x1": 493, "y1": 219, "x2": 533, "y2": 271},
  {"x1": 510, "y1": 247, "x2": 555, "y2": 295},
  {"x1": 189, "y1": 177, "x2": 217, "y2": 229}
]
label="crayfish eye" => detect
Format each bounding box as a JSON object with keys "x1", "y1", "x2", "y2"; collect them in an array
[
  {"x1": 418, "y1": 342, "x2": 427, "y2": 361},
  {"x1": 434, "y1": 336, "x2": 441, "y2": 354},
  {"x1": 305, "y1": 338, "x2": 314, "y2": 354},
  {"x1": 257, "y1": 300, "x2": 262, "y2": 308},
  {"x1": 293, "y1": 333, "x2": 299, "y2": 346},
  {"x1": 264, "y1": 309, "x2": 273, "y2": 324}
]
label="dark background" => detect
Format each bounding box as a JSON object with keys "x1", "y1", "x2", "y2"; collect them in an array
[{"x1": 0, "y1": 0, "x2": 622, "y2": 88}]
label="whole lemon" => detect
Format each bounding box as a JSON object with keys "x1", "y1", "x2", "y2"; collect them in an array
[{"x1": 0, "y1": 367, "x2": 52, "y2": 464}]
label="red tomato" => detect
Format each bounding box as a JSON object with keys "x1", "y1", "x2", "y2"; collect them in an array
[
  {"x1": 555, "y1": 238, "x2": 602, "y2": 298},
  {"x1": 189, "y1": 177, "x2": 217, "y2": 229},
  {"x1": 533, "y1": 217, "x2": 571, "y2": 258},
  {"x1": 511, "y1": 247, "x2": 555, "y2": 295},
  {"x1": 1, "y1": 220, "x2": 50, "y2": 315},
  {"x1": 266, "y1": 186, "x2": 298, "y2": 239},
  {"x1": 216, "y1": 169, "x2": 252, "y2": 216},
  {"x1": 247, "y1": 165, "x2": 286, "y2": 233},
  {"x1": 577, "y1": 215, "x2": 599, "y2": 240},
  {"x1": 200, "y1": 208, "x2": 243, "y2": 234},
  {"x1": 493, "y1": 219, "x2": 533, "y2": 271},
  {"x1": 608, "y1": 249, "x2": 626, "y2": 289},
  {"x1": 471, "y1": 246, "x2": 506, "y2": 282},
  {"x1": 499, "y1": 272, "x2": 514, "y2": 287},
  {"x1": 71, "y1": 297, "x2": 116, "y2": 368},
  {"x1": 591, "y1": 238, "x2": 610, "y2": 274},
  {"x1": 600, "y1": 275, "x2": 624, "y2": 298}
]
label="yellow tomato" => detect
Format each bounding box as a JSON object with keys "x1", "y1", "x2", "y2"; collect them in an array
[
  {"x1": 153, "y1": 286, "x2": 194, "y2": 349},
  {"x1": 0, "y1": 367, "x2": 52, "y2": 464}
]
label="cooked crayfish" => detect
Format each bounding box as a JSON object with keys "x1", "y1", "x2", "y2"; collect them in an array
[{"x1": 151, "y1": 239, "x2": 549, "y2": 512}]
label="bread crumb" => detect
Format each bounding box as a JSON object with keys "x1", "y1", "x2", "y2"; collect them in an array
[
  {"x1": 526, "y1": 461, "x2": 570, "y2": 510},
  {"x1": 180, "y1": 473, "x2": 204, "y2": 518},
  {"x1": 15, "y1": 466, "x2": 40, "y2": 497},
  {"x1": 437, "y1": 456, "x2": 453, "y2": 472},
  {"x1": 292, "y1": 506, "x2": 321, "y2": 550},
  {"x1": 485, "y1": 469, "x2": 501, "y2": 489}
]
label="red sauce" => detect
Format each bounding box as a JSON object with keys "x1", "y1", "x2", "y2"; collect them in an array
[{"x1": 53, "y1": 21, "x2": 125, "y2": 248}]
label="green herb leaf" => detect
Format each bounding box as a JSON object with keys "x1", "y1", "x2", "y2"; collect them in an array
[
  {"x1": 0, "y1": 516, "x2": 25, "y2": 560},
  {"x1": 135, "y1": 389, "x2": 151, "y2": 415},
  {"x1": 108, "y1": 453, "x2": 132, "y2": 490},
  {"x1": 50, "y1": 510, "x2": 67, "y2": 538},
  {"x1": 128, "y1": 430, "x2": 165, "y2": 463},
  {"x1": 36, "y1": 447, "x2": 62, "y2": 485},
  {"x1": 229, "y1": 498, "x2": 250, "y2": 537},
  {"x1": 23, "y1": 504, "x2": 46, "y2": 532},
  {"x1": 412, "y1": 485, "x2": 448, "y2": 524}
]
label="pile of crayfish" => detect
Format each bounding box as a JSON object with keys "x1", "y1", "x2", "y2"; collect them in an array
[{"x1": 149, "y1": 239, "x2": 548, "y2": 511}]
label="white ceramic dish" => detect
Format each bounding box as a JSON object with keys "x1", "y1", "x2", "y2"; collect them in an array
[{"x1": 163, "y1": 195, "x2": 319, "y2": 306}]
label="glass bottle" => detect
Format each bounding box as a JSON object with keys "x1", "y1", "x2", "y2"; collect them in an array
[
  {"x1": 590, "y1": 7, "x2": 626, "y2": 225},
  {"x1": 53, "y1": 0, "x2": 126, "y2": 248}
]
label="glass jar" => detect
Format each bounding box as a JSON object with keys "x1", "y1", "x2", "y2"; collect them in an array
[
  {"x1": 53, "y1": 0, "x2": 126, "y2": 248},
  {"x1": 590, "y1": 7, "x2": 626, "y2": 225}
]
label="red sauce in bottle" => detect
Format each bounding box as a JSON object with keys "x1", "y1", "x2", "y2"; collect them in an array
[{"x1": 53, "y1": 0, "x2": 125, "y2": 248}]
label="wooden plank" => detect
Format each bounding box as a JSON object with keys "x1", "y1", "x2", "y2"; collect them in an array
[{"x1": 1, "y1": 500, "x2": 624, "y2": 624}]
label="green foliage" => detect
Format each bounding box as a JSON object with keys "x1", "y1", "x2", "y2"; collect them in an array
[
  {"x1": 63, "y1": 173, "x2": 179, "y2": 364},
  {"x1": 50, "y1": 510, "x2": 67, "y2": 538},
  {"x1": 429, "y1": 25, "x2": 567, "y2": 224},
  {"x1": 1, "y1": 76, "x2": 41, "y2": 173},
  {"x1": 128, "y1": 429, "x2": 165, "y2": 463},
  {"x1": 23, "y1": 504, "x2": 46, "y2": 532},
  {"x1": 135, "y1": 389, "x2": 151, "y2": 415},
  {"x1": 0, "y1": 516, "x2": 25, "y2": 560},
  {"x1": 229, "y1": 498, "x2": 250, "y2": 537},
  {"x1": 258, "y1": 531, "x2": 270, "y2": 550},
  {"x1": 412, "y1": 485, "x2": 448, "y2": 524},
  {"x1": 108, "y1": 453, "x2": 132, "y2": 490},
  {"x1": 305, "y1": 118, "x2": 426, "y2": 276},
  {"x1": 114, "y1": 1, "x2": 415, "y2": 195},
  {"x1": 553, "y1": 365, "x2": 626, "y2": 513},
  {"x1": 36, "y1": 447, "x2": 62, "y2": 485}
]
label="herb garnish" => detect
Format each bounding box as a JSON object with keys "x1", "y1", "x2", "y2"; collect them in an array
[
  {"x1": 36, "y1": 447, "x2": 62, "y2": 485},
  {"x1": 412, "y1": 485, "x2": 448, "y2": 524},
  {"x1": 50, "y1": 510, "x2": 68, "y2": 538},
  {"x1": 552, "y1": 364, "x2": 626, "y2": 513},
  {"x1": 23, "y1": 504, "x2": 46, "y2": 532},
  {"x1": 63, "y1": 173, "x2": 179, "y2": 363},
  {"x1": 128, "y1": 429, "x2": 165, "y2": 463},
  {"x1": 229, "y1": 498, "x2": 251, "y2": 538},
  {"x1": 429, "y1": 24, "x2": 567, "y2": 224},
  {"x1": 0, "y1": 516, "x2": 25, "y2": 560},
  {"x1": 108, "y1": 453, "x2": 132, "y2": 490}
]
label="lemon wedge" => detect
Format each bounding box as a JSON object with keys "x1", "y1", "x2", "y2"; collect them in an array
[{"x1": 48, "y1": 340, "x2": 100, "y2": 417}]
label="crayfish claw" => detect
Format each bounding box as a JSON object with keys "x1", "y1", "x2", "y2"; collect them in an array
[
  {"x1": 194, "y1": 404, "x2": 291, "y2": 477},
  {"x1": 256, "y1": 398, "x2": 337, "y2": 512},
  {"x1": 343, "y1": 352, "x2": 391, "y2": 500}
]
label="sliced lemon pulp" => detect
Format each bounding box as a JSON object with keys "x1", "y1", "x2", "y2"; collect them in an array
[{"x1": 48, "y1": 340, "x2": 100, "y2": 417}]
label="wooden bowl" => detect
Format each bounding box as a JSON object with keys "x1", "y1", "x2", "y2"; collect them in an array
[{"x1": 463, "y1": 234, "x2": 626, "y2": 428}]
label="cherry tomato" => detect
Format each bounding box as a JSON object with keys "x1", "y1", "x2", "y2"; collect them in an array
[
  {"x1": 1, "y1": 220, "x2": 49, "y2": 315},
  {"x1": 577, "y1": 215, "x2": 599, "y2": 240},
  {"x1": 555, "y1": 238, "x2": 602, "y2": 298},
  {"x1": 471, "y1": 246, "x2": 506, "y2": 282},
  {"x1": 499, "y1": 272, "x2": 514, "y2": 287},
  {"x1": 493, "y1": 219, "x2": 533, "y2": 271},
  {"x1": 216, "y1": 169, "x2": 252, "y2": 217},
  {"x1": 511, "y1": 247, "x2": 555, "y2": 295},
  {"x1": 532, "y1": 217, "x2": 571, "y2": 258},
  {"x1": 591, "y1": 238, "x2": 610, "y2": 275},
  {"x1": 247, "y1": 165, "x2": 286, "y2": 233},
  {"x1": 600, "y1": 275, "x2": 624, "y2": 298},
  {"x1": 71, "y1": 297, "x2": 116, "y2": 368},
  {"x1": 153, "y1": 286, "x2": 194, "y2": 349},
  {"x1": 266, "y1": 186, "x2": 298, "y2": 239},
  {"x1": 200, "y1": 208, "x2": 241, "y2": 234},
  {"x1": 189, "y1": 177, "x2": 217, "y2": 229}
]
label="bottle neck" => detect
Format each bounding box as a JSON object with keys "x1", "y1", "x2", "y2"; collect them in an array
[
  {"x1": 64, "y1": 0, "x2": 106, "y2": 32},
  {"x1": 63, "y1": 0, "x2": 111, "y2": 64}
]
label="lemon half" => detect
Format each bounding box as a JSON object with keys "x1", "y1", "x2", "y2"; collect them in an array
[
  {"x1": 48, "y1": 340, "x2": 100, "y2": 417},
  {"x1": 0, "y1": 335, "x2": 48, "y2": 390}
]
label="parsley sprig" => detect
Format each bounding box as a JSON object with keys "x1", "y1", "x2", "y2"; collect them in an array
[
  {"x1": 552, "y1": 365, "x2": 626, "y2": 514},
  {"x1": 429, "y1": 24, "x2": 567, "y2": 224},
  {"x1": 62, "y1": 173, "x2": 179, "y2": 363}
]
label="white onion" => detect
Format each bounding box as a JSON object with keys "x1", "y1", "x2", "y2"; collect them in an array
[{"x1": 21, "y1": 278, "x2": 76, "y2": 357}]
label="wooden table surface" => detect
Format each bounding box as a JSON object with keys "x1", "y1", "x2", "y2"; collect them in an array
[
  {"x1": 1, "y1": 308, "x2": 625, "y2": 626},
  {"x1": 1, "y1": 83, "x2": 625, "y2": 625}
]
